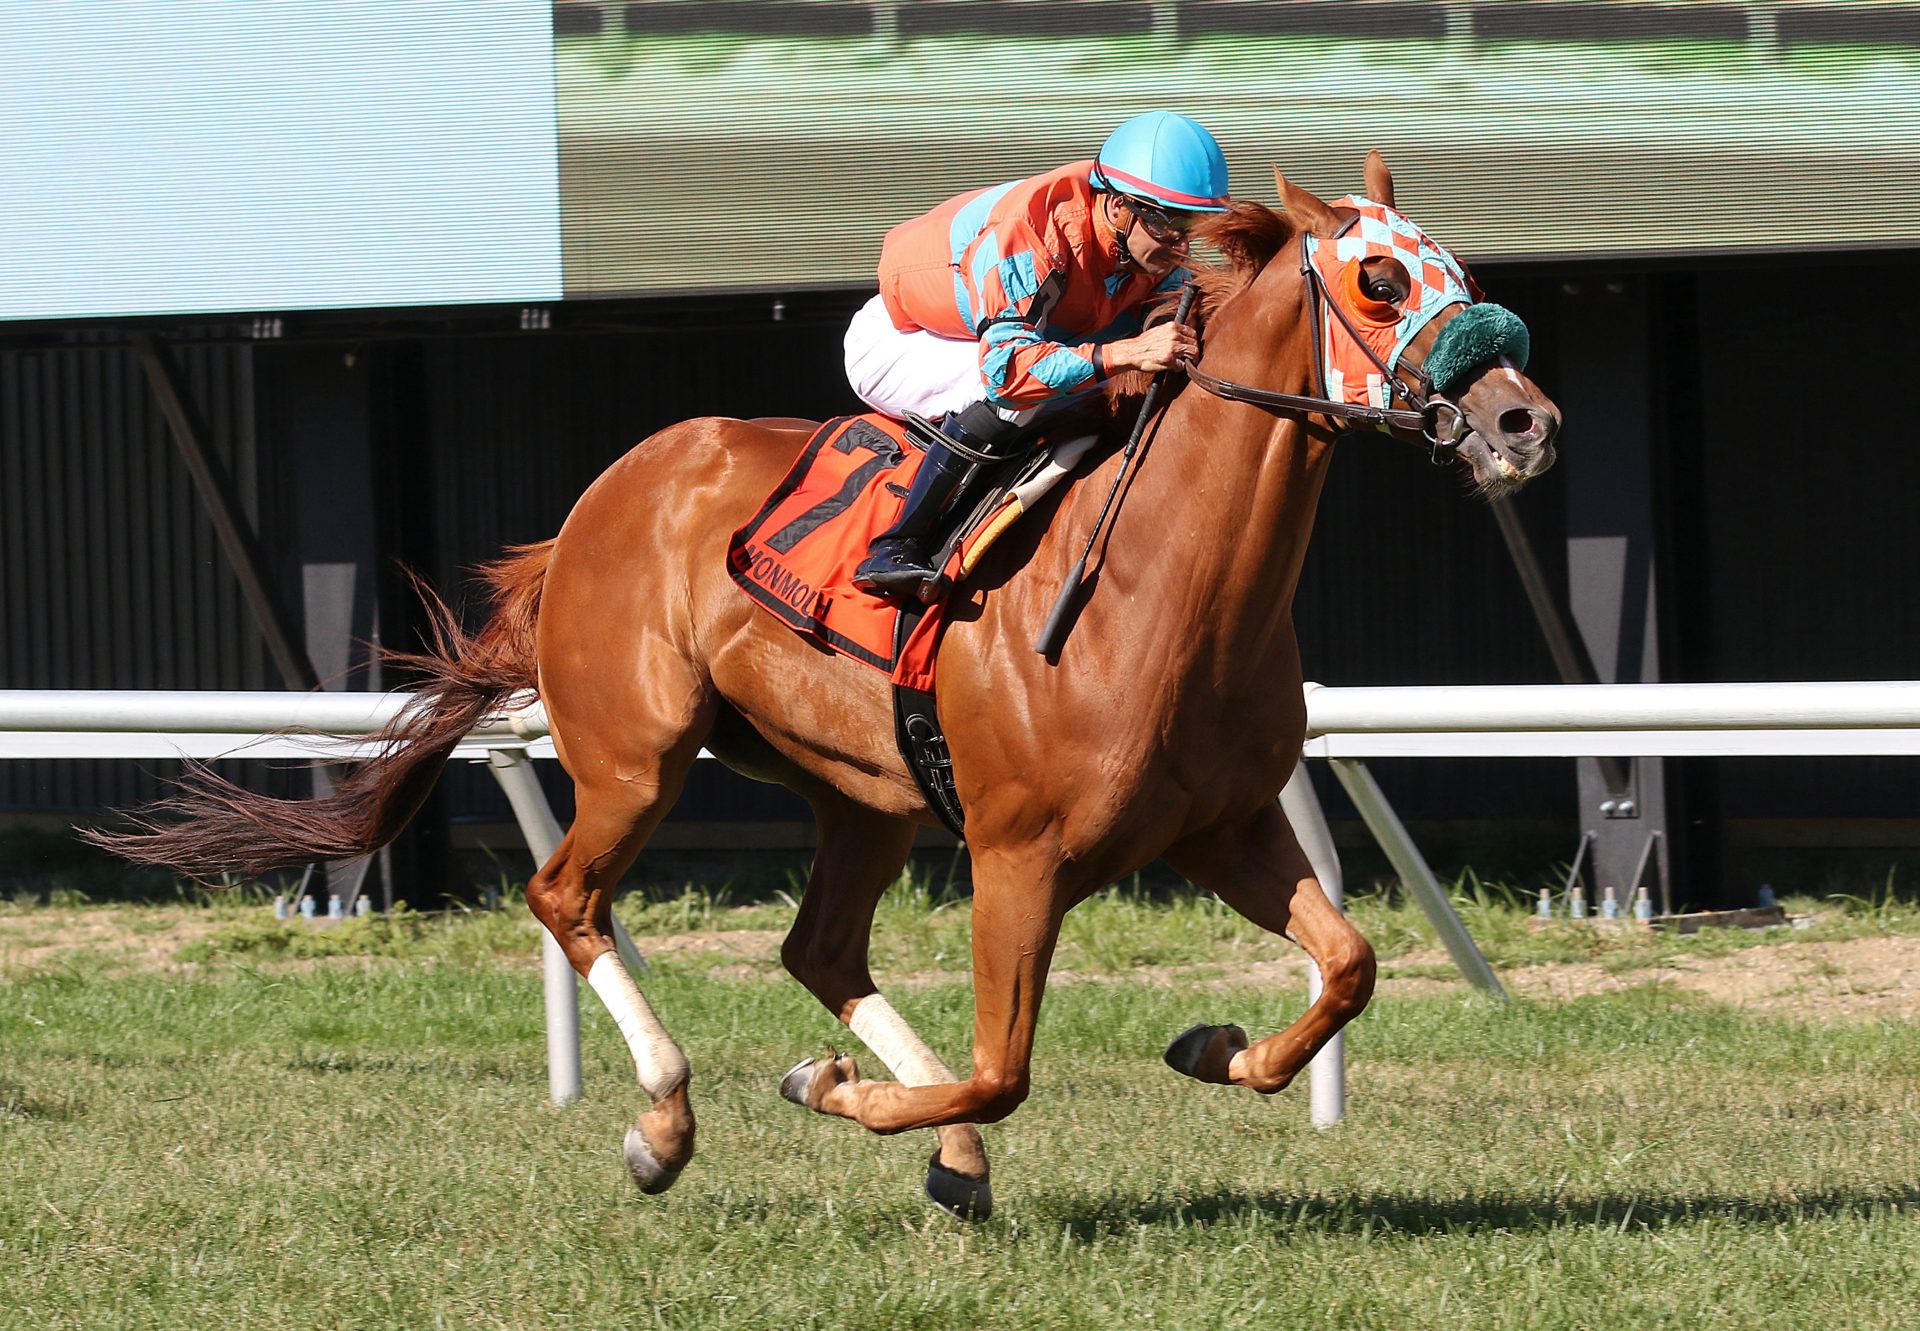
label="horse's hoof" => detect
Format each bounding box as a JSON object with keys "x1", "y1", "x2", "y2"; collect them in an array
[
  {"x1": 779, "y1": 1057, "x2": 819, "y2": 1107},
  {"x1": 624, "y1": 1126, "x2": 684, "y2": 1195},
  {"x1": 925, "y1": 1150, "x2": 993, "y2": 1223},
  {"x1": 1164, "y1": 1023, "x2": 1248, "y2": 1085},
  {"x1": 779, "y1": 1051, "x2": 858, "y2": 1110}
]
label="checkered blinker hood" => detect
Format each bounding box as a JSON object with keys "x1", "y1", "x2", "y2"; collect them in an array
[{"x1": 1305, "y1": 197, "x2": 1481, "y2": 412}]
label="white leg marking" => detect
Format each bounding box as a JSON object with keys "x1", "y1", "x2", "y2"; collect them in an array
[
  {"x1": 851, "y1": 994, "x2": 994, "y2": 1220},
  {"x1": 848, "y1": 993, "x2": 957, "y2": 1086},
  {"x1": 587, "y1": 952, "x2": 689, "y2": 1100}
]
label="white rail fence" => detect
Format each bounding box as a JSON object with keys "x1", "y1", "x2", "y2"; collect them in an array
[{"x1": 5, "y1": 681, "x2": 1917, "y2": 1125}]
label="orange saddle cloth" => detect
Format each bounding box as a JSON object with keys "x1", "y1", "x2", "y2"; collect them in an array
[{"x1": 727, "y1": 415, "x2": 949, "y2": 691}]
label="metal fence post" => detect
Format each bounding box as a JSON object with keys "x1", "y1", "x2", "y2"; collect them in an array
[
  {"x1": 486, "y1": 748, "x2": 581, "y2": 1104},
  {"x1": 1278, "y1": 761, "x2": 1347, "y2": 1127}
]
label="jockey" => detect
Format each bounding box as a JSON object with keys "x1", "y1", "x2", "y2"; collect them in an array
[{"x1": 845, "y1": 110, "x2": 1231, "y2": 597}]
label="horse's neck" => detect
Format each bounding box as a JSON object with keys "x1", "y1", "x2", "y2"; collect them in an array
[{"x1": 1115, "y1": 283, "x2": 1332, "y2": 664}]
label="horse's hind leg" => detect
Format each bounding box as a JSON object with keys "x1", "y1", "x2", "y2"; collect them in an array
[
  {"x1": 782, "y1": 841, "x2": 1070, "y2": 1138},
  {"x1": 1161, "y1": 800, "x2": 1376, "y2": 1093},
  {"x1": 525, "y1": 719, "x2": 711, "y2": 1194},
  {"x1": 778, "y1": 795, "x2": 992, "y2": 1219}
]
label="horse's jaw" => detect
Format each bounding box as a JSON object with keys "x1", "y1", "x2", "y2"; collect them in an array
[{"x1": 1455, "y1": 432, "x2": 1554, "y2": 499}]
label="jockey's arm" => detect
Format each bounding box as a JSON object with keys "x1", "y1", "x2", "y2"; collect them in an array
[
  {"x1": 975, "y1": 314, "x2": 1102, "y2": 408},
  {"x1": 967, "y1": 255, "x2": 1199, "y2": 408}
]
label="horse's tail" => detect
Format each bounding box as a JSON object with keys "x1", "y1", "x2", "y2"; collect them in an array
[{"x1": 88, "y1": 541, "x2": 555, "y2": 878}]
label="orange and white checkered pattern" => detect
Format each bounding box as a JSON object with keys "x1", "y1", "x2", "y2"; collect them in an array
[{"x1": 1306, "y1": 196, "x2": 1481, "y2": 411}]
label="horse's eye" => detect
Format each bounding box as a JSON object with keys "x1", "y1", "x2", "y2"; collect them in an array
[{"x1": 1360, "y1": 257, "x2": 1412, "y2": 305}]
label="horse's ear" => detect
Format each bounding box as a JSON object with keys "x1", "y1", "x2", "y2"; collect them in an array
[
  {"x1": 1364, "y1": 149, "x2": 1395, "y2": 208},
  {"x1": 1272, "y1": 167, "x2": 1342, "y2": 237}
]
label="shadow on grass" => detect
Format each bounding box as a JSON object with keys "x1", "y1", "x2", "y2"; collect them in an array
[
  {"x1": 282, "y1": 1052, "x2": 525, "y2": 1082},
  {"x1": 1045, "y1": 1185, "x2": 1920, "y2": 1240}
]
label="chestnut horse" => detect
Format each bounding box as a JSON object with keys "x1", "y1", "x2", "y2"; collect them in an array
[{"x1": 103, "y1": 157, "x2": 1559, "y2": 1219}]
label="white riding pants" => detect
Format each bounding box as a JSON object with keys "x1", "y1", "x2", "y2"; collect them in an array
[{"x1": 844, "y1": 294, "x2": 1028, "y2": 424}]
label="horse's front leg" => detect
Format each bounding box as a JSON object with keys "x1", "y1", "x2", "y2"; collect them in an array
[
  {"x1": 1161, "y1": 799, "x2": 1376, "y2": 1094},
  {"x1": 783, "y1": 844, "x2": 1064, "y2": 1136}
]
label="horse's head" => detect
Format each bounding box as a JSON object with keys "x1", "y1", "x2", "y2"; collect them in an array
[
  {"x1": 1280, "y1": 155, "x2": 1559, "y2": 493},
  {"x1": 1188, "y1": 154, "x2": 1560, "y2": 497}
]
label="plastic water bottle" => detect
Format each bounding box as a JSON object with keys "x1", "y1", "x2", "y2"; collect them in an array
[
  {"x1": 1570, "y1": 885, "x2": 1588, "y2": 920},
  {"x1": 327, "y1": 894, "x2": 343, "y2": 919},
  {"x1": 1536, "y1": 887, "x2": 1553, "y2": 919},
  {"x1": 1757, "y1": 884, "x2": 1776, "y2": 910},
  {"x1": 1632, "y1": 886, "x2": 1654, "y2": 922},
  {"x1": 299, "y1": 895, "x2": 316, "y2": 920},
  {"x1": 355, "y1": 897, "x2": 372, "y2": 917},
  {"x1": 273, "y1": 895, "x2": 289, "y2": 920},
  {"x1": 1601, "y1": 885, "x2": 1621, "y2": 919}
]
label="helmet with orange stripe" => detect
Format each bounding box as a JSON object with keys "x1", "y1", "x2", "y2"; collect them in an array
[{"x1": 1091, "y1": 111, "x2": 1231, "y2": 218}]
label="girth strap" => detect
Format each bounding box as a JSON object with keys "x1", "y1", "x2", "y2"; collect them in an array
[{"x1": 891, "y1": 605, "x2": 966, "y2": 837}]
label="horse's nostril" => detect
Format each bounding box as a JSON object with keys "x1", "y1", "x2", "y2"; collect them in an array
[{"x1": 1498, "y1": 407, "x2": 1542, "y2": 440}]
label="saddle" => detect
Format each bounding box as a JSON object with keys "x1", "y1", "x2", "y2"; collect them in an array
[
  {"x1": 728, "y1": 413, "x2": 1098, "y2": 833},
  {"x1": 901, "y1": 412, "x2": 1100, "y2": 604}
]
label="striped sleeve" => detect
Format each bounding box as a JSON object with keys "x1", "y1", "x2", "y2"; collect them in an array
[{"x1": 956, "y1": 220, "x2": 1101, "y2": 408}]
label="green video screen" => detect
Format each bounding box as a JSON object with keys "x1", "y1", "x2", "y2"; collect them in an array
[
  {"x1": 8, "y1": 2, "x2": 1913, "y2": 321},
  {"x1": 559, "y1": 0, "x2": 1920, "y2": 297}
]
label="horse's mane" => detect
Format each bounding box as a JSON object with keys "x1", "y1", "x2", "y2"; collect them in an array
[
  {"x1": 1102, "y1": 200, "x2": 1295, "y2": 407},
  {"x1": 1187, "y1": 200, "x2": 1296, "y2": 322}
]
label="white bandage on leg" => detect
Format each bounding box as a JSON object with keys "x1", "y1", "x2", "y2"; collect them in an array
[
  {"x1": 848, "y1": 993, "x2": 957, "y2": 1086},
  {"x1": 587, "y1": 952, "x2": 689, "y2": 1101}
]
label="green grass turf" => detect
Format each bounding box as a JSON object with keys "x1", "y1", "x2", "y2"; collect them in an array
[{"x1": 2, "y1": 892, "x2": 1917, "y2": 1330}]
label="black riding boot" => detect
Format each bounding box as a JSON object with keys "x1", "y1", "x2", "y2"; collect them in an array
[
  {"x1": 852, "y1": 436, "x2": 974, "y2": 596},
  {"x1": 853, "y1": 404, "x2": 1023, "y2": 597}
]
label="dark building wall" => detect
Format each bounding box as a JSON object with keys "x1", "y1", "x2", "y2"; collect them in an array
[
  {"x1": 419, "y1": 320, "x2": 867, "y2": 581},
  {"x1": 0, "y1": 335, "x2": 277, "y2": 811},
  {"x1": 1678, "y1": 266, "x2": 1920, "y2": 823},
  {"x1": 1687, "y1": 272, "x2": 1920, "y2": 690}
]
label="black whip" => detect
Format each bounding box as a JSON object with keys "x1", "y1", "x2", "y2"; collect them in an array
[{"x1": 1033, "y1": 283, "x2": 1198, "y2": 658}]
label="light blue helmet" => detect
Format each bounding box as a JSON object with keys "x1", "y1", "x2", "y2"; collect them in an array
[{"x1": 1091, "y1": 111, "x2": 1230, "y2": 212}]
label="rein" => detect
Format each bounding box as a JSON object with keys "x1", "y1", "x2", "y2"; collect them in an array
[
  {"x1": 1181, "y1": 361, "x2": 1427, "y2": 434},
  {"x1": 1178, "y1": 222, "x2": 1468, "y2": 459}
]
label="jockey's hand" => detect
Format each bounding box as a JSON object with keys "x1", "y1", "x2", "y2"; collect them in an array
[{"x1": 1107, "y1": 320, "x2": 1200, "y2": 374}]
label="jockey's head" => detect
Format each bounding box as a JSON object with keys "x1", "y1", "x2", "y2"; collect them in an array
[{"x1": 1091, "y1": 111, "x2": 1231, "y2": 272}]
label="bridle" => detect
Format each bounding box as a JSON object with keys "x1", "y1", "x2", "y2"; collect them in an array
[{"x1": 1178, "y1": 215, "x2": 1471, "y2": 463}]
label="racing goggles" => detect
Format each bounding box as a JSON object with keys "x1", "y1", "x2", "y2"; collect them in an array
[{"x1": 1122, "y1": 196, "x2": 1202, "y2": 245}]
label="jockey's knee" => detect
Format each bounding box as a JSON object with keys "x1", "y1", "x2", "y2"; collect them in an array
[{"x1": 945, "y1": 401, "x2": 1038, "y2": 459}]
